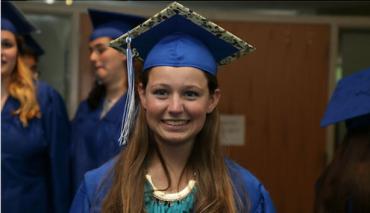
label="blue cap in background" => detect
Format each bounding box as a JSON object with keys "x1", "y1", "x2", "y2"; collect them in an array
[
  {"x1": 23, "y1": 35, "x2": 45, "y2": 56},
  {"x1": 1, "y1": 1, "x2": 38, "y2": 35},
  {"x1": 321, "y1": 67, "x2": 370, "y2": 130},
  {"x1": 88, "y1": 9, "x2": 146, "y2": 41}
]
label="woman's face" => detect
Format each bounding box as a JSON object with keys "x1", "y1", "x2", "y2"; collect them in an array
[
  {"x1": 89, "y1": 37, "x2": 126, "y2": 85},
  {"x1": 139, "y1": 66, "x2": 220, "y2": 146},
  {"x1": 1, "y1": 30, "x2": 18, "y2": 77}
]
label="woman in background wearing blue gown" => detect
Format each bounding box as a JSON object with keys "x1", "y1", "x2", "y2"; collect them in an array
[
  {"x1": 315, "y1": 68, "x2": 370, "y2": 213},
  {"x1": 1, "y1": 2, "x2": 71, "y2": 213},
  {"x1": 70, "y1": 9, "x2": 145, "y2": 195},
  {"x1": 70, "y1": 2, "x2": 275, "y2": 213}
]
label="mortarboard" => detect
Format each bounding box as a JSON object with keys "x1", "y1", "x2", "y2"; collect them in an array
[
  {"x1": 320, "y1": 67, "x2": 370, "y2": 130},
  {"x1": 1, "y1": 1, "x2": 38, "y2": 35},
  {"x1": 110, "y1": 1, "x2": 255, "y2": 76},
  {"x1": 88, "y1": 9, "x2": 146, "y2": 41},
  {"x1": 109, "y1": 2, "x2": 255, "y2": 145},
  {"x1": 22, "y1": 35, "x2": 45, "y2": 57}
]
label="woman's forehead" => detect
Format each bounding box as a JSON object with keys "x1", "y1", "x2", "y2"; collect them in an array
[
  {"x1": 1, "y1": 30, "x2": 16, "y2": 40},
  {"x1": 89, "y1": 37, "x2": 111, "y2": 47},
  {"x1": 147, "y1": 66, "x2": 208, "y2": 86}
]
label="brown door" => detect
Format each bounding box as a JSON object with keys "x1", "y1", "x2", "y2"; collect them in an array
[{"x1": 216, "y1": 21, "x2": 330, "y2": 213}]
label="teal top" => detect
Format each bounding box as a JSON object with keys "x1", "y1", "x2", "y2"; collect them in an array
[
  {"x1": 70, "y1": 159, "x2": 276, "y2": 213},
  {"x1": 144, "y1": 176, "x2": 196, "y2": 213}
]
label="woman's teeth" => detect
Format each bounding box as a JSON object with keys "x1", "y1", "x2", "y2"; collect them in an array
[{"x1": 164, "y1": 120, "x2": 188, "y2": 126}]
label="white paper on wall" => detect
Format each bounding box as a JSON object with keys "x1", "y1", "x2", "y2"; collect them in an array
[{"x1": 220, "y1": 114, "x2": 245, "y2": 146}]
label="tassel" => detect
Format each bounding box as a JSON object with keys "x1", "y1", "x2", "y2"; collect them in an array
[{"x1": 118, "y1": 36, "x2": 137, "y2": 146}]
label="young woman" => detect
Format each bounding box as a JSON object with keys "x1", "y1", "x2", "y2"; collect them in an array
[
  {"x1": 70, "y1": 2, "x2": 275, "y2": 213},
  {"x1": 315, "y1": 68, "x2": 370, "y2": 213},
  {"x1": 70, "y1": 9, "x2": 145, "y2": 194},
  {"x1": 1, "y1": 2, "x2": 70, "y2": 213}
]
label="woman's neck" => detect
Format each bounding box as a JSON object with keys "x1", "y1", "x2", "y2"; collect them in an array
[
  {"x1": 147, "y1": 139, "x2": 195, "y2": 192},
  {"x1": 104, "y1": 76, "x2": 127, "y2": 102}
]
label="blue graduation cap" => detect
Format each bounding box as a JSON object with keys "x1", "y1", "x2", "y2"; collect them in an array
[
  {"x1": 1, "y1": 1, "x2": 38, "y2": 35},
  {"x1": 109, "y1": 2, "x2": 255, "y2": 145},
  {"x1": 88, "y1": 9, "x2": 146, "y2": 41},
  {"x1": 320, "y1": 67, "x2": 370, "y2": 130},
  {"x1": 23, "y1": 35, "x2": 45, "y2": 56},
  {"x1": 110, "y1": 2, "x2": 255, "y2": 76}
]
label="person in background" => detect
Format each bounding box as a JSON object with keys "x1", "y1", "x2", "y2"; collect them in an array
[
  {"x1": 315, "y1": 67, "x2": 370, "y2": 213},
  {"x1": 70, "y1": 9, "x2": 145, "y2": 195},
  {"x1": 1, "y1": 2, "x2": 71, "y2": 213},
  {"x1": 70, "y1": 2, "x2": 275, "y2": 212},
  {"x1": 21, "y1": 34, "x2": 44, "y2": 79}
]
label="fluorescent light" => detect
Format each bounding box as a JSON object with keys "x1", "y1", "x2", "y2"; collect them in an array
[{"x1": 45, "y1": 0, "x2": 55, "y2": 4}]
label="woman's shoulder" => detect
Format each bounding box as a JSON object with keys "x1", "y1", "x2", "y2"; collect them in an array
[
  {"x1": 36, "y1": 80, "x2": 60, "y2": 97},
  {"x1": 70, "y1": 158, "x2": 117, "y2": 213},
  {"x1": 82, "y1": 157, "x2": 116, "y2": 198},
  {"x1": 74, "y1": 100, "x2": 90, "y2": 116},
  {"x1": 225, "y1": 158, "x2": 276, "y2": 213},
  {"x1": 225, "y1": 158, "x2": 262, "y2": 187},
  {"x1": 35, "y1": 80, "x2": 65, "y2": 106},
  {"x1": 85, "y1": 157, "x2": 116, "y2": 183}
]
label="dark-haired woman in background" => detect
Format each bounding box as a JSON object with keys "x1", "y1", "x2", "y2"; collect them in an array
[
  {"x1": 316, "y1": 68, "x2": 370, "y2": 213},
  {"x1": 70, "y1": 9, "x2": 145, "y2": 195}
]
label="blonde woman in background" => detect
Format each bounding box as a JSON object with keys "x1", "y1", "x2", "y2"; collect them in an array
[{"x1": 1, "y1": 2, "x2": 71, "y2": 212}]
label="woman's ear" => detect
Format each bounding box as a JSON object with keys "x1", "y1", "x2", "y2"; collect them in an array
[
  {"x1": 207, "y1": 88, "x2": 221, "y2": 113},
  {"x1": 138, "y1": 83, "x2": 147, "y2": 109}
]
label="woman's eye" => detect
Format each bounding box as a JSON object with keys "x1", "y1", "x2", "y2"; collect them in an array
[
  {"x1": 96, "y1": 47, "x2": 107, "y2": 54},
  {"x1": 1, "y1": 40, "x2": 15, "y2": 49},
  {"x1": 89, "y1": 46, "x2": 107, "y2": 55},
  {"x1": 153, "y1": 89, "x2": 168, "y2": 98},
  {"x1": 184, "y1": 91, "x2": 199, "y2": 99}
]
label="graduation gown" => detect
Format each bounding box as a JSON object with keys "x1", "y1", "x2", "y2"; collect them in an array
[
  {"x1": 1, "y1": 81, "x2": 71, "y2": 213},
  {"x1": 69, "y1": 158, "x2": 276, "y2": 213},
  {"x1": 70, "y1": 95, "x2": 126, "y2": 195}
]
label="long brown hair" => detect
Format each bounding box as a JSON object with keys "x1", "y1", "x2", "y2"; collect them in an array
[
  {"x1": 6, "y1": 36, "x2": 41, "y2": 126},
  {"x1": 102, "y1": 70, "x2": 248, "y2": 212},
  {"x1": 315, "y1": 126, "x2": 370, "y2": 212}
]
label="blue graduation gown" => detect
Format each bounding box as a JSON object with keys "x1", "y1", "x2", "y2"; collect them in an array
[
  {"x1": 70, "y1": 95, "x2": 126, "y2": 195},
  {"x1": 1, "y1": 81, "x2": 71, "y2": 213},
  {"x1": 70, "y1": 158, "x2": 276, "y2": 213}
]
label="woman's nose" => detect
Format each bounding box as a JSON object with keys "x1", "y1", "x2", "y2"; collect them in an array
[
  {"x1": 168, "y1": 95, "x2": 184, "y2": 114},
  {"x1": 89, "y1": 50, "x2": 98, "y2": 62}
]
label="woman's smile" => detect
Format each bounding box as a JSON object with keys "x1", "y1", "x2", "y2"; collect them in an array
[
  {"x1": 139, "y1": 66, "x2": 220, "y2": 145},
  {"x1": 161, "y1": 119, "x2": 190, "y2": 130}
]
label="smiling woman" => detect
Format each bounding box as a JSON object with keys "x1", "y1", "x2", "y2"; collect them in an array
[
  {"x1": 139, "y1": 66, "x2": 220, "y2": 146},
  {"x1": 70, "y1": 2, "x2": 275, "y2": 213}
]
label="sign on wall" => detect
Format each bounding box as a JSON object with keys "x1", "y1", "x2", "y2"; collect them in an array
[{"x1": 220, "y1": 114, "x2": 245, "y2": 146}]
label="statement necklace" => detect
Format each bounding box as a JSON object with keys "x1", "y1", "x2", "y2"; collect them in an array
[{"x1": 145, "y1": 174, "x2": 196, "y2": 202}]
